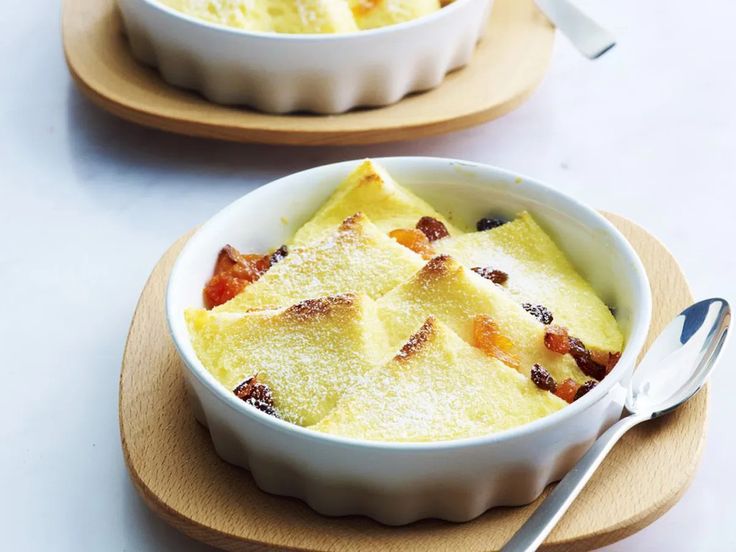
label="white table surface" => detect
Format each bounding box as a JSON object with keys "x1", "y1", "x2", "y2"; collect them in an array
[{"x1": 2, "y1": 0, "x2": 735, "y2": 549}]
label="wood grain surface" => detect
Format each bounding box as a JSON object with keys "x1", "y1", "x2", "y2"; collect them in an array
[
  {"x1": 120, "y1": 213, "x2": 705, "y2": 551},
  {"x1": 63, "y1": 0, "x2": 555, "y2": 145}
]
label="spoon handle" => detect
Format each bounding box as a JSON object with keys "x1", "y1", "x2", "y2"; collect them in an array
[
  {"x1": 535, "y1": 0, "x2": 616, "y2": 59},
  {"x1": 501, "y1": 413, "x2": 648, "y2": 551}
]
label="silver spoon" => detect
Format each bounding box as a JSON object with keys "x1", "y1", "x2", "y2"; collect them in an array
[
  {"x1": 535, "y1": 0, "x2": 616, "y2": 59},
  {"x1": 502, "y1": 298, "x2": 731, "y2": 552}
]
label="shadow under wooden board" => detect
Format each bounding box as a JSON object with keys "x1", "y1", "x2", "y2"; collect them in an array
[
  {"x1": 120, "y1": 213, "x2": 706, "y2": 551},
  {"x1": 64, "y1": 0, "x2": 555, "y2": 146}
]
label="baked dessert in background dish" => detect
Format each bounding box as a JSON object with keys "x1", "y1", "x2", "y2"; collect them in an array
[
  {"x1": 158, "y1": 0, "x2": 447, "y2": 34},
  {"x1": 186, "y1": 159, "x2": 624, "y2": 442}
]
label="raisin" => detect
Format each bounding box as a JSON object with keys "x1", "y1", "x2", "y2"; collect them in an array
[
  {"x1": 476, "y1": 217, "x2": 507, "y2": 231},
  {"x1": 590, "y1": 349, "x2": 609, "y2": 367},
  {"x1": 590, "y1": 350, "x2": 622, "y2": 376},
  {"x1": 234, "y1": 375, "x2": 277, "y2": 416},
  {"x1": 574, "y1": 380, "x2": 598, "y2": 401},
  {"x1": 569, "y1": 337, "x2": 607, "y2": 380},
  {"x1": 578, "y1": 354, "x2": 606, "y2": 380},
  {"x1": 389, "y1": 228, "x2": 434, "y2": 259},
  {"x1": 554, "y1": 378, "x2": 580, "y2": 403},
  {"x1": 472, "y1": 266, "x2": 509, "y2": 285},
  {"x1": 544, "y1": 326, "x2": 570, "y2": 354},
  {"x1": 531, "y1": 364, "x2": 557, "y2": 392},
  {"x1": 544, "y1": 325, "x2": 617, "y2": 381},
  {"x1": 269, "y1": 245, "x2": 288, "y2": 266},
  {"x1": 522, "y1": 303, "x2": 554, "y2": 325},
  {"x1": 416, "y1": 216, "x2": 450, "y2": 241},
  {"x1": 568, "y1": 336, "x2": 586, "y2": 358},
  {"x1": 473, "y1": 314, "x2": 521, "y2": 370}
]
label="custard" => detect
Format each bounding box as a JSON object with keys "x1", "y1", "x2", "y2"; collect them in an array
[{"x1": 186, "y1": 160, "x2": 624, "y2": 442}]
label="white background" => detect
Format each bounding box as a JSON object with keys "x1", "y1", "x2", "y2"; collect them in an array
[{"x1": 2, "y1": 0, "x2": 735, "y2": 549}]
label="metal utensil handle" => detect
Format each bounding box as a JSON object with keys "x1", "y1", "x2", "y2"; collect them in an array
[
  {"x1": 501, "y1": 414, "x2": 647, "y2": 552},
  {"x1": 535, "y1": 0, "x2": 616, "y2": 59}
]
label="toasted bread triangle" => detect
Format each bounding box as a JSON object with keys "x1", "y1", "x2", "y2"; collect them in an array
[
  {"x1": 435, "y1": 212, "x2": 623, "y2": 352},
  {"x1": 292, "y1": 160, "x2": 462, "y2": 245},
  {"x1": 312, "y1": 317, "x2": 566, "y2": 442},
  {"x1": 377, "y1": 254, "x2": 588, "y2": 383},
  {"x1": 216, "y1": 212, "x2": 425, "y2": 312},
  {"x1": 187, "y1": 293, "x2": 388, "y2": 426}
]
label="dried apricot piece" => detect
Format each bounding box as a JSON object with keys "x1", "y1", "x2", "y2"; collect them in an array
[
  {"x1": 253, "y1": 254, "x2": 272, "y2": 275},
  {"x1": 203, "y1": 272, "x2": 248, "y2": 310},
  {"x1": 389, "y1": 228, "x2": 434, "y2": 259},
  {"x1": 229, "y1": 254, "x2": 265, "y2": 282},
  {"x1": 234, "y1": 375, "x2": 277, "y2": 416},
  {"x1": 213, "y1": 244, "x2": 241, "y2": 275},
  {"x1": 606, "y1": 351, "x2": 622, "y2": 373},
  {"x1": 204, "y1": 245, "x2": 275, "y2": 309},
  {"x1": 554, "y1": 378, "x2": 580, "y2": 403},
  {"x1": 471, "y1": 266, "x2": 509, "y2": 285},
  {"x1": 531, "y1": 364, "x2": 557, "y2": 392},
  {"x1": 473, "y1": 314, "x2": 521, "y2": 370},
  {"x1": 544, "y1": 325, "x2": 571, "y2": 354},
  {"x1": 416, "y1": 216, "x2": 450, "y2": 241}
]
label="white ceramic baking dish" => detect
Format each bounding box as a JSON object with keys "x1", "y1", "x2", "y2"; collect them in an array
[
  {"x1": 166, "y1": 157, "x2": 652, "y2": 525},
  {"x1": 116, "y1": 0, "x2": 493, "y2": 114}
]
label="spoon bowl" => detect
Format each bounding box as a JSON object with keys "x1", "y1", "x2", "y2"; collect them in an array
[
  {"x1": 503, "y1": 298, "x2": 731, "y2": 552},
  {"x1": 628, "y1": 298, "x2": 731, "y2": 417}
]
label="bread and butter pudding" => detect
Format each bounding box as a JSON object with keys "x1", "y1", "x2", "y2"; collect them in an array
[
  {"x1": 185, "y1": 159, "x2": 623, "y2": 442},
  {"x1": 159, "y1": 0, "x2": 448, "y2": 34}
]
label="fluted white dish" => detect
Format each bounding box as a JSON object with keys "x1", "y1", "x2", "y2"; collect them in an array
[
  {"x1": 116, "y1": 0, "x2": 494, "y2": 114},
  {"x1": 166, "y1": 157, "x2": 652, "y2": 525}
]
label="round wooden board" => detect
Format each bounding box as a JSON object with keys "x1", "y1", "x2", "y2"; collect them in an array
[
  {"x1": 120, "y1": 213, "x2": 706, "y2": 551},
  {"x1": 63, "y1": 0, "x2": 554, "y2": 146}
]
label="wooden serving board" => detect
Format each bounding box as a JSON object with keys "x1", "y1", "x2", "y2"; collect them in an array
[
  {"x1": 120, "y1": 213, "x2": 706, "y2": 551},
  {"x1": 64, "y1": 0, "x2": 555, "y2": 146}
]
